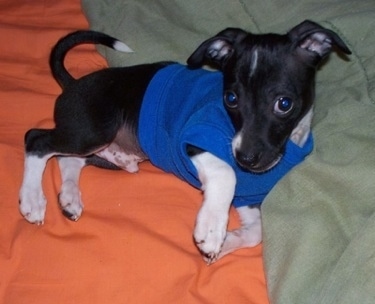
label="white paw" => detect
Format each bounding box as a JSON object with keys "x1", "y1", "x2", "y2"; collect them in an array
[
  {"x1": 194, "y1": 208, "x2": 228, "y2": 264},
  {"x1": 58, "y1": 181, "x2": 83, "y2": 221},
  {"x1": 19, "y1": 186, "x2": 46, "y2": 225},
  {"x1": 215, "y1": 226, "x2": 262, "y2": 262}
]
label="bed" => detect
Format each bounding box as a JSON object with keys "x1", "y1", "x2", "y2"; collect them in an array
[{"x1": 1, "y1": 0, "x2": 374, "y2": 303}]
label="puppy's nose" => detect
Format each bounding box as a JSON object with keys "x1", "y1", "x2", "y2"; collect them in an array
[{"x1": 236, "y1": 151, "x2": 260, "y2": 169}]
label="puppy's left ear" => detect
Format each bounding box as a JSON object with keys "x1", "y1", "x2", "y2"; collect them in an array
[
  {"x1": 289, "y1": 20, "x2": 351, "y2": 64},
  {"x1": 187, "y1": 28, "x2": 247, "y2": 70}
]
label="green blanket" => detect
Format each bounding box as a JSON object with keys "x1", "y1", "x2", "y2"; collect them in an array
[{"x1": 82, "y1": 1, "x2": 375, "y2": 303}]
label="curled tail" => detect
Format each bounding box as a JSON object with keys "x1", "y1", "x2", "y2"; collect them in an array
[{"x1": 49, "y1": 30, "x2": 133, "y2": 88}]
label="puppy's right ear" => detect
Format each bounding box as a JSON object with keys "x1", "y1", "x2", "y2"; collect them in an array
[{"x1": 187, "y1": 28, "x2": 247, "y2": 70}]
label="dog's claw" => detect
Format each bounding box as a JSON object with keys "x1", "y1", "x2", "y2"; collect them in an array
[
  {"x1": 203, "y1": 252, "x2": 219, "y2": 265},
  {"x1": 195, "y1": 239, "x2": 221, "y2": 265},
  {"x1": 61, "y1": 209, "x2": 80, "y2": 221},
  {"x1": 22, "y1": 212, "x2": 45, "y2": 225}
]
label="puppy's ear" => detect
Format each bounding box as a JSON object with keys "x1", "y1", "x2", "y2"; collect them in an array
[
  {"x1": 289, "y1": 20, "x2": 351, "y2": 65},
  {"x1": 187, "y1": 28, "x2": 247, "y2": 69}
]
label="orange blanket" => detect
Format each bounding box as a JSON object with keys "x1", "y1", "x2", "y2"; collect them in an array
[{"x1": 0, "y1": 1, "x2": 268, "y2": 303}]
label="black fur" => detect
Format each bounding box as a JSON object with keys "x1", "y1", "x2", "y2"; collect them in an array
[{"x1": 25, "y1": 63, "x2": 172, "y2": 158}]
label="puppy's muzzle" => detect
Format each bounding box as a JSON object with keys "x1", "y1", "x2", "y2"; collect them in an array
[
  {"x1": 235, "y1": 150, "x2": 282, "y2": 173},
  {"x1": 232, "y1": 133, "x2": 282, "y2": 173}
]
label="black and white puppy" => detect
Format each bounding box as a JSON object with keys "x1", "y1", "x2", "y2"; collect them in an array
[{"x1": 19, "y1": 20, "x2": 350, "y2": 263}]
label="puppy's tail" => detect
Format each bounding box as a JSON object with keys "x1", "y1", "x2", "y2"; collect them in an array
[{"x1": 50, "y1": 30, "x2": 133, "y2": 88}]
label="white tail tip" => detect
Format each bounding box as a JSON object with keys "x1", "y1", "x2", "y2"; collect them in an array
[{"x1": 113, "y1": 40, "x2": 134, "y2": 53}]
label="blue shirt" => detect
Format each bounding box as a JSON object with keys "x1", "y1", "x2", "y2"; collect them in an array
[{"x1": 138, "y1": 64, "x2": 313, "y2": 207}]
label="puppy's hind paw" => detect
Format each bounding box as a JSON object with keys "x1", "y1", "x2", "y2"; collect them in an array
[
  {"x1": 58, "y1": 181, "x2": 83, "y2": 221},
  {"x1": 19, "y1": 188, "x2": 46, "y2": 225}
]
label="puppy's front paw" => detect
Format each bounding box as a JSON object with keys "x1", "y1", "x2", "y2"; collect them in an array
[
  {"x1": 194, "y1": 208, "x2": 228, "y2": 264},
  {"x1": 58, "y1": 180, "x2": 83, "y2": 221},
  {"x1": 19, "y1": 187, "x2": 46, "y2": 225}
]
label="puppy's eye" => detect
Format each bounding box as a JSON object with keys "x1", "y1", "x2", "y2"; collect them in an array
[
  {"x1": 274, "y1": 97, "x2": 293, "y2": 115},
  {"x1": 224, "y1": 91, "x2": 238, "y2": 108}
]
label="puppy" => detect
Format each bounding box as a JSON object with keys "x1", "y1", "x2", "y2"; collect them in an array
[{"x1": 19, "y1": 20, "x2": 350, "y2": 264}]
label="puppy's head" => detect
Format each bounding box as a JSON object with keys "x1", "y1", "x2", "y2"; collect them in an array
[{"x1": 187, "y1": 20, "x2": 351, "y2": 173}]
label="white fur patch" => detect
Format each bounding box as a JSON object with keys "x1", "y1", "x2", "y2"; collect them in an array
[
  {"x1": 113, "y1": 40, "x2": 133, "y2": 53},
  {"x1": 290, "y1": 108, "x2": 313, "y2": 147},
  {"x1": 95, "y1": 145, "x2": 144, "y2": 173},
  {"x1": 250, "y1": 49, "x2": 258, "y2": 77},
  {"x1": 231, "y1": 131, "x2": 243, "y2": 157}
]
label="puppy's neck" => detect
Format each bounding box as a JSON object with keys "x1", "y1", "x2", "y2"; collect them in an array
[{"x1": 290, "y1": 108, "x2": 313, "y2": 147}]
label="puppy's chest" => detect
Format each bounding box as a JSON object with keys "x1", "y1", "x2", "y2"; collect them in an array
[{"x1": 95, "y1": 127, "x2": 147, "y2": 173}]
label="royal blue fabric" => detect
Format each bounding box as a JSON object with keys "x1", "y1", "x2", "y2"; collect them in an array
[{"x1": 138, "y1": 64, "x2": 313, "y2": 207}]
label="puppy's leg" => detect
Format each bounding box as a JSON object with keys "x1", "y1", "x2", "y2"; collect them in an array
[
  {"x1": 19, "y1": 124, "x2": 112, "y2": 224},
  {"x1": 215, "y1": 205, "x2": 262, "y2": 262},
  {"x1": 57, "y1": 157, "x2": 86, "y2": 221},
  {"x1": 19, "y1": 153, "x2": 55, "y2": 225},
  {"x1": 191, "y1": 152, "x2": 236, "y2": 264}
]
